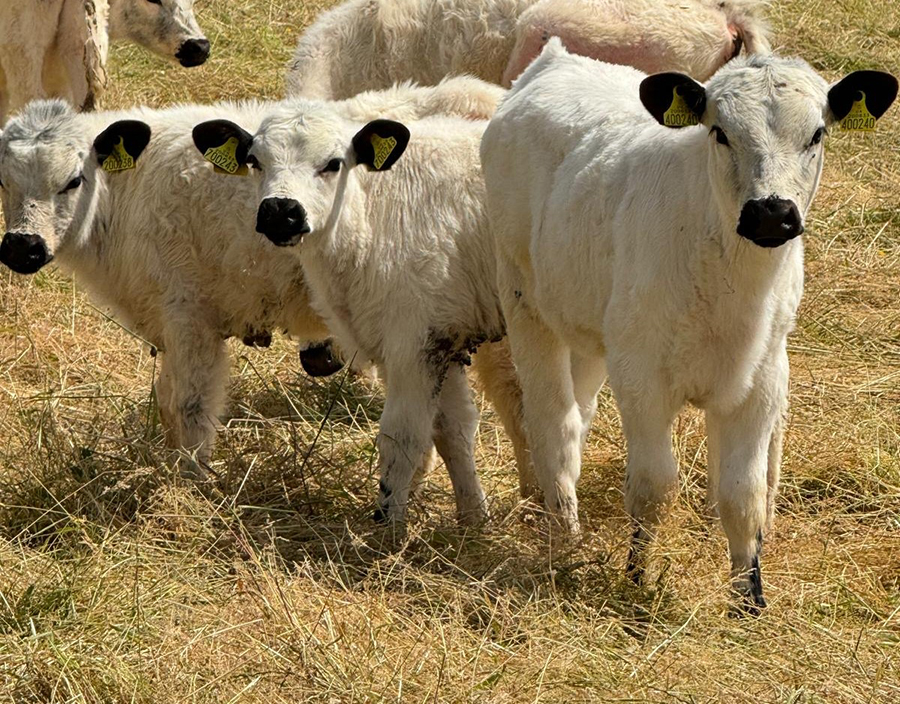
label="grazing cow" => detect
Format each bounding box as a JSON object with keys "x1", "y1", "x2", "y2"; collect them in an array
[
  {"x1": 480, "y1": 39, "x2": 897, "y2": 611},
  {"x1": 0, "y1": 78, "x2": 515, "y2": 477},
  {"x1": 286, "y1": 0, "x2": 768, "y2": 99},
  {"x1": 0, "y1": 0, "x2": 209, "y2": 123},
  {"x1": 191, "y1": 104, "x2": 513, "y2": 525}
]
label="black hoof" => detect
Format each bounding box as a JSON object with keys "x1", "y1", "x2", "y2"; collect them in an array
[
  {"x1": 300, "y1": 340, "x2": 345, "y2": 377},
  {"x1": 373, "y1": 506, "x2": 388, "y2": 523},
  {"x1": 731, "y1": 551, "x2": 766, "y2": 617},
  {"x1": 625, "y1": 553, "x2": 645, "y2": 585},
  {"x1": 626, "y1": 525, "x2": 649, "y2": 584},
  {"x1": 730, "y1": 592, "x2": 767, "y2": 618}
]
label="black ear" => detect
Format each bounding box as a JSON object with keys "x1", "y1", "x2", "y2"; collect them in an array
[
  {"x1": 94, "y1": 120, "x2": 151, "y2": 172},
  {"x1": 351, "y1": 119, "x2": 410, "y2": 171},
  {"x1": 828, "y1": 70, "x2": 899, "y2": 121},
  {"x1": 640, "y1": 73, "x2": 707, "y2": 128},
  {"x1": 192, "y1": 120, "x2": 254, "y2": 175}
]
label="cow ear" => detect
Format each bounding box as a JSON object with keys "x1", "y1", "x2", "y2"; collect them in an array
[
  {"x1": 351, "y1": 119, "x2": 410, "y2": 171},
  {"x1": 640, "y1": 73, "x2": 707, "y2": 128},
  {"x1": 192, "y1": 120, "x2": 254, "y2": 176},
  {"x1": 828, "y1": 70, "x2": 898, "y2": 131},
  {"x1": 94, "y1": 120, "x2": 151, "y2": 173}
]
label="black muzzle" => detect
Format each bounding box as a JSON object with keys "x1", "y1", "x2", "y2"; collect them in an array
[
  {"x1": 256, "y1": 197, "x2": 310, "y2": 246},
  {"x1": 737, "y1": 197, "x2": 804, "y2": 248},
  {"x1": 299, "y1": 340, "x2": 345, "y2": 377},
  {"x1": 0, "y1": 232, "x2": 52, "y2": 274},
  {"x1": 176, "y1": 38, "x2": 210, "y2": 67}
]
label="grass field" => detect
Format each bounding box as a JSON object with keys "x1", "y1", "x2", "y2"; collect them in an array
[{"x1": 1, "y1": 0, "x2": 899, "y2": 701}]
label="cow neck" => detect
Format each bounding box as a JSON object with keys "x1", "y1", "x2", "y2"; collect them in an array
[
  {"x1": 700, "y1": 181, "x2": 803, "y2": 309},
  {"x1": 306, "y1": 171, "x2": 366, "y2": 271}
]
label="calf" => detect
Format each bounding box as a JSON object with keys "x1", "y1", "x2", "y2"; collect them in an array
[
  {"x1": 0, "y1": 78, "x2": 513, "y2": 476},
  {"x1": 191, "y1": 106, "x2": 512, "y2": 524},
  {"x1": 0, "y1": 0, "x2": 209, "y2": 123},
  {"x1": 480, "y1": 39, "x2": 897, "y2": 610},
  {"x1": 286, "y1": 0, "x2": 768, "y2": 99}
]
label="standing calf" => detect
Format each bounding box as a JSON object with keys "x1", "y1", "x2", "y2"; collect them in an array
[
  {"x1": 191, "y1": 105, "x2": 515, "y2": 524},
  {"x1": 286, "y1": 0, "x2": 769, "y2": 99},
  {"x1": 0, "y1": 0, "x2": 209, "y2": 123},
  {"x1": 481, "y1": 39, "x2": 897, "y2": 610}
]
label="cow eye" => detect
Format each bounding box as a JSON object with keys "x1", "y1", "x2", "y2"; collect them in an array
[
  {"x1": 809, "y1": 127, "x2": 825, "y2": 147},
  {"x1": 246, "y1": 154, "x2": 262, "y2": 171},
  {"x1": 711, "y1": 126, "x2": 729, "y2": 146},
  {"x1": 61, "y1": 175, "x2": 83, "y2": 193},
  {"x1": 319, "y1": 158, "x2": 343, "y2": 174},
  {"x1": 146, "y1": 0, "x2": 162, "y2": 5}
]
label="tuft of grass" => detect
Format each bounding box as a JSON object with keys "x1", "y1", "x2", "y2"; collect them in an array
[{"x1": 1, "y1": 0, "x2": 900, "y2": 701}]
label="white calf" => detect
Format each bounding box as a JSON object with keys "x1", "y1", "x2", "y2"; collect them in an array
[
  {"x1": 481, "y1": 39, "x2": 897, "y2": 610},
  {"x1": 0, "y1": 79, "x2": 511, "y2": 473},
  {"x1": 286, "y1": 0, "x2": 768, "y2": 99},
  {"x1": 191, "y1": 105, "x2": 508, "y2": 525},
  {"x1": 0, "y1": 0, "x2": 208, "y2": 123}
]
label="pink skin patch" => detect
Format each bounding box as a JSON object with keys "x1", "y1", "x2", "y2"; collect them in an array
[
  {"x1": 503, "y1": 25, "x2": 672, "y2": 87},
  {"x1": 503, "y1": 11, "x2": 745, "y2": 87}
]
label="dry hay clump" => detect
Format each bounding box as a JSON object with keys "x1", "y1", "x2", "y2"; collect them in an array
[{"x1": 1, "y1": 0, "x2": 900, "y2": 701}]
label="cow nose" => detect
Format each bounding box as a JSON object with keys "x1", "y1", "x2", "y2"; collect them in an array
[
  {"x1": 299, "y1": 339, "x2": 345, "y2": 377},
  {"x1": 256, "y1": 197, "x2": 311, "y2": 246},
  {"x1": 736, "y1": 197, "x2": 804, "y2": 248},
  {"x1": 0, "y1": 232, "x2": 52, "y2": 274},
  {"x1": 176, "y1": 38, "x2": 210, "y2": 67}
]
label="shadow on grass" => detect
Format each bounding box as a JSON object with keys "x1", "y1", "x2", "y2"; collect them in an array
[{"x1": 0, "y1": 365, "x2": 691, "y2": 643}]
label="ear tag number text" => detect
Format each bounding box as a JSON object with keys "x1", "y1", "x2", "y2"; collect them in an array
[
  {"x1": 664, "y1": 86, "x2": 700, "y2": 127},
  {"x1": 371, "y1": 134, "x2": 397, "y2": 169},
  {"x1": 203, "y1": 137, "x2": 248, "y2": 175},
  {"x1": 841, "y1": 91, "x2": 877, "y2": 132},
  {"x1": 102, "y1": 137, "x2": 136, "y2": 172}
]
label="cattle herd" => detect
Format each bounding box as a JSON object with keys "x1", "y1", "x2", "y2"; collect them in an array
[{"x1": 0, "y1": 0, "x2": 896, "y2": 615}]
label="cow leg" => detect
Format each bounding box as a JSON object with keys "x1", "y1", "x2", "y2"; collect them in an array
[
  {"x1": 433, "y1": 364, "x2": 487, "y2": 526},
  {"x1": 155, "y1": 326, "x2": 229, "y2": 473},
  {"x1": 706, "y1": 410, "x2": 721, "y2": 520},
  {"x1": 616, "y1": 380, "x2": 680, "y2": 584},
  {"x1": 707, "y1": 357, "x2": 788, "y2": 615},
  {"x1": 374, "y1": 359, "x2": 440, "y2": 524},
  {"x1": 766, "y1": 412, "x2": 785, "y2": 533},
  {"x1": 410, "y1": 445, "x2": 439, "y2": 498},
  {"x1": 503, "y1": 296, "x2": 583, "y2": 535},
  {"x1": 471, "y1": 339, "x2": 538, "y2": 501},
  {"x1": 571, "y1": 352, "x2": 606, "y2": 453}
]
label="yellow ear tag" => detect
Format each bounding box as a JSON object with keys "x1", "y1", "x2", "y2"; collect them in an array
[
  {"x1": 840, "y1": 91, "x2": 877, "y2": 132},
  {"x1": 371, "y1": 133, "x2": 397, "y2": 170},
  {"x1": 203, "y1": 137, "x2": 249, "y2": 176},
  {"x1": 663, "y1": 86, "x2": 700, "y2": 128},
  {"x1": 101, "y1": 136, "x2": 135, "y2": 172}
]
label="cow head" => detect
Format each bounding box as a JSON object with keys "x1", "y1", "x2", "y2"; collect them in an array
[
  {"x1": 0, "y1": 101, "x2": 150, "y2": 274},
  {"x1": 108, "y1": 0, "x2": 209, "y2": 67},
  {"x1": 192, "y1": 104, "x2": 409, "y2": 247},
  {"x1": 640, "y1": 56, "x2": 897, "y2": 249}
]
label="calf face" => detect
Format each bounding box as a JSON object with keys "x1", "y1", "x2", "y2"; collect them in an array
[
  {"x1": 192, "y1": 107, "x2": 409, "y2": 247},
  {"x1": 109, "y1": 0, "x2": 209, "y2": 67},
  {"x1": 640, "y1": 58, "x2": 898, "y2": 248},
  {"x1": 0, "y1": 102, "x2": 150, "y2": 274}
]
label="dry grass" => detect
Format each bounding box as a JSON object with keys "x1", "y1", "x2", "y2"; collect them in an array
[{"x1": 1, "y1": 0, "x2": 900, "y2": 701}]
